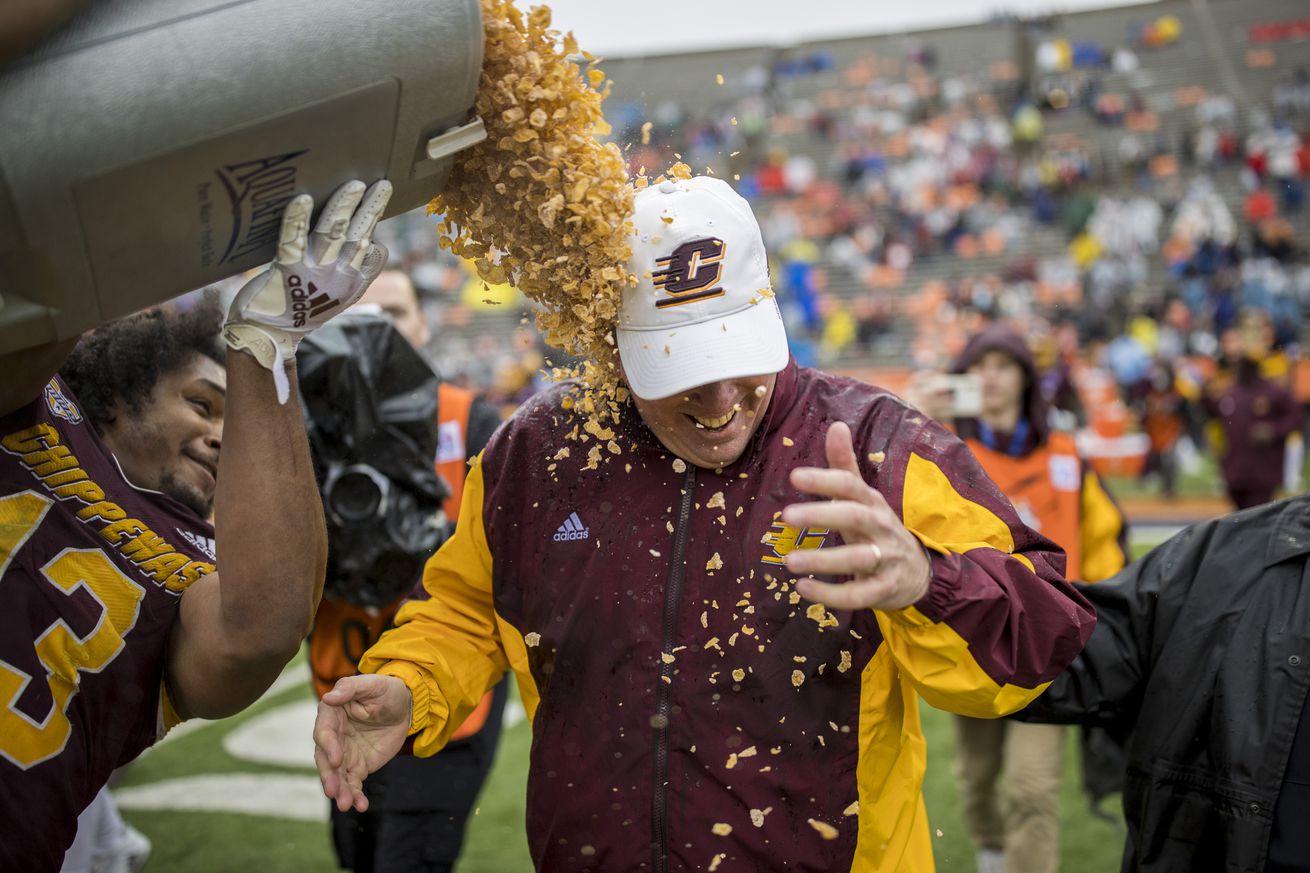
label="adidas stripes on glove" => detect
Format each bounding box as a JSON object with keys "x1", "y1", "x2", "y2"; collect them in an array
[{"x1": 223, "y1": 178, "x2": 392, "y2": 403}]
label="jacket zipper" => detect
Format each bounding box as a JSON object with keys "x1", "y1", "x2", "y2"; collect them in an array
[{"x1": 651, "y1": 465, "x2": 696, "y2": 873}]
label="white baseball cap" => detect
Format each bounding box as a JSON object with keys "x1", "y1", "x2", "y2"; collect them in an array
[{"x1": 616, "y1": 176, "x2": 789, "y2": 401}]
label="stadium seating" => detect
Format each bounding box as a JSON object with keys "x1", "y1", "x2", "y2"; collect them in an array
[{"x1": 399, "y1": 0, "x2": 1308, "y2": 384}]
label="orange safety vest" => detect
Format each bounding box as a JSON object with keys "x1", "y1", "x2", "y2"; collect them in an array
[
  {"x1": 434, "y1": 383, "x2": 474, "y2": 520},
  {"x1": 310, "y1": 382, "x2": 494, "y2": 741},
  {"x1": 965, "y1": 431, "x2": 1086, "y2": 580}
]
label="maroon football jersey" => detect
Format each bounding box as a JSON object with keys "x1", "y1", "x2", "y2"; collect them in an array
[{"x1": 0, "y1": 378, "x2": 216, "y2": 872}]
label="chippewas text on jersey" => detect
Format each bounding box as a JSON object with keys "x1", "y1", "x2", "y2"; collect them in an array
[{"x1": 1, "y1": 423, "x2": 214, "y2": 593}]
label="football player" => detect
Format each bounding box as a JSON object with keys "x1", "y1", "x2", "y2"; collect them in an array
[{"x1": 0, "y1": 179, "x2": 390, "y2": 872}]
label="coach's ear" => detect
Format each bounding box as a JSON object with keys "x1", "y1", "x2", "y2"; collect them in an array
[{"x1": 0, "y1": 338, "x2": 79, "y2": 418}]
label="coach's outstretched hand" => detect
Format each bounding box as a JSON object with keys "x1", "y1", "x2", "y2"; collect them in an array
[
  {"x1": 313, "y1": 673, "x2": 412, "y2": 813},
  {"x1": 781, "y1": 421, "x2": 932, "y2": 612},
  {"x1": 223, "y1": 178, "x2": 392, "y2": 403}
]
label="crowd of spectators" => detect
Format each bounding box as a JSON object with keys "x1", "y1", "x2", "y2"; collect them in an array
[{"x1": 377, "y1": 5, "x2": 1310, "y2": 490}]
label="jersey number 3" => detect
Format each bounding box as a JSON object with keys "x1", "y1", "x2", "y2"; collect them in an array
[{"x1": 0, "y1": 492, "x2": 145, "y2": 769}]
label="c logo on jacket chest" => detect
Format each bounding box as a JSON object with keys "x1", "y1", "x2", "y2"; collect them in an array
[{"x1": 760, "y1": 521, "x2": 829, "y2": 566}]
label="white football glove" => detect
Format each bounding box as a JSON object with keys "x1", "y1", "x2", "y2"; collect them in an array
[{"x1": 224, "y1": 179, "x2": 392, "y2": 403}]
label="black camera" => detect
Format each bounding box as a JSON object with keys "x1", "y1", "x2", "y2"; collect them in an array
[{"x1": 297, "y1": 312, "x2": 449, "y2": 607}]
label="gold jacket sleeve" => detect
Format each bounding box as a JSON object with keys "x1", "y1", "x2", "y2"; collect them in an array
[
  {"x1": 875, "y1": 446, "x2": 1094, "y2": 720},
  {"x1": 358, "y1": 455, "x2": 509, "y2": 757}
]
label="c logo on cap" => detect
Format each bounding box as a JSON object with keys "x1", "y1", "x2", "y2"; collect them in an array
[{"x1": 652, "y1": 238, "x2": 727, "y2": 309}]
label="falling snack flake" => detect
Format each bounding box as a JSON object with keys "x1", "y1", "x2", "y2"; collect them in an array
[
  {"x1": 431, "y1": 0, "x2": 636, "y2": 461},
  {"x1": 808, "y1": 819, "x2": 839, "y2": 840},
  {"x1": 525, "y1": 632, "x2": 541, "y2": 647},
  {"x1": 750, "y1": 807, "x2": 773, "y2": 827},
  {"x1": 706, "y1": 491, "x2": 726, "y2": 510},
  {"x1": 711, "y1": 823, "x2": 732, "y2": 836},
  {"x1": 791, "y1": 670, "x2": 805, "y2": 688},
  {"x1": 805, "y1": 603, "x2": 839, "y2": 628}
]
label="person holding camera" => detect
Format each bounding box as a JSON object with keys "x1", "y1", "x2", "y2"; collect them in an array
[
  {"x1": 301, "y1": 270, "x2": 506, "y2": 873},
  {"x1": 908, "y1": 323, "x2": 1128, "y2": 873}
]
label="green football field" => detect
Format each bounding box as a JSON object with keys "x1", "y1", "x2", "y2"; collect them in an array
[
  {"x1": 115, "y1": 672, "x2": 1125, "y2": 872},
  {"x1": 114, "y1": 539, "x2": 1167, "y2": 872}
]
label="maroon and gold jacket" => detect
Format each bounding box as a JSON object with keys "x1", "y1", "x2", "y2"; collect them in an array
[{"x1": 360, "y1": 360, "x2": 1094, "y2": 872}]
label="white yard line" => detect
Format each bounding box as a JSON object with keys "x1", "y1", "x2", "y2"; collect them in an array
[
  {"x1": 258, "y1": 660, "x2": 312, "y2": 702},
  {"x1": 503, "y1": 698, "x2": 526, "y2": 728},
  {"x1": 113, "y1": 773, "x2": 328, "y2": 822},
  {"x1": 222, "y1": 700, "x2": 318, "y2": 769},
  {"x1": 1130, "y1": 524, "x2": 1187, "y2": 550},
  {"x1": 150, "y1": 661, "x2": 313, "y2": 751},
  {"x1": 142, "y1": 660, "x2": 526, "y2": 781}
]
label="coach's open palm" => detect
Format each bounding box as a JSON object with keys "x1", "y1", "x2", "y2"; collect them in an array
[
  {"x1": 781, "y1": 421, "x2": 932, "y2": 612},
  {"x1": 313, "y1": 674, "x2": 412, "y2": 813}
]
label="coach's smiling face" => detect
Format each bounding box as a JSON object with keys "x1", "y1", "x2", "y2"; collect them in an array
[
  {"x1": 100, "y1": 353, "x2": 226, "y2": 518},
  {"x1": 631, "y1": 372, "x2": 776, "y2": 470}
]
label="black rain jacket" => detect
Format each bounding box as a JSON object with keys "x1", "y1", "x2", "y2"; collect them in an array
[{"x1": 1022, "y1": 495, "x2": 1310, "y2": 872}]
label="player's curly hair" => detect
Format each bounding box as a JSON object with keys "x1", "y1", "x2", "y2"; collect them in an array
[{"x1": 60, "y1": 297, "x2": 226, "y2": 431}]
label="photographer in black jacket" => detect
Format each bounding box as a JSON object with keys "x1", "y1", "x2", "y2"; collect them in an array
[{"x1": 1021, "y1": 495, "x2": 1310, "y2": 872}]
